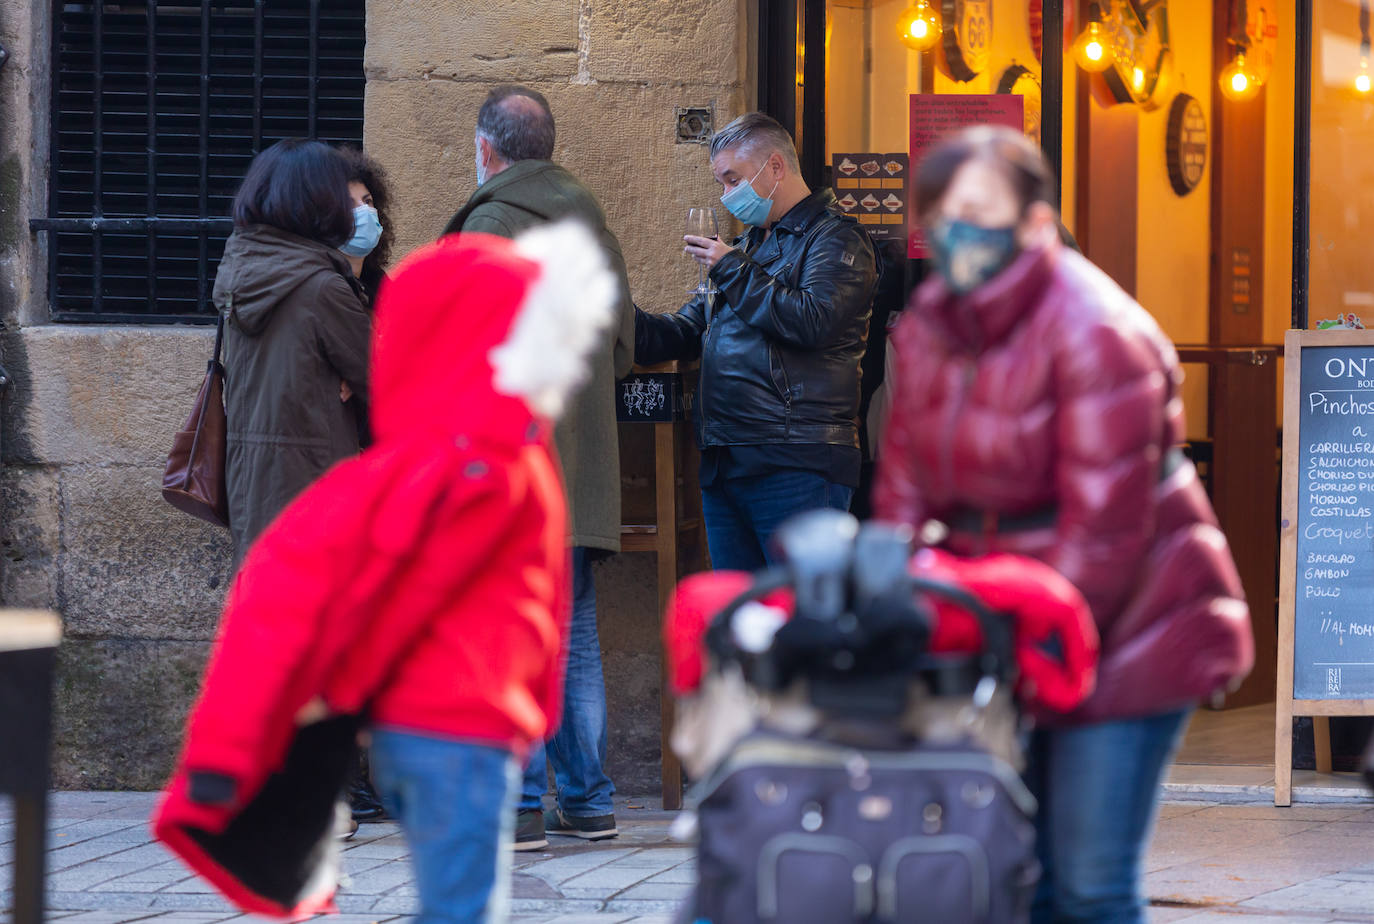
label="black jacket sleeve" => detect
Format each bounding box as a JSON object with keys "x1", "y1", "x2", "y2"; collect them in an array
[
  {"x1": 708, "y1": 222, "x2": 877, "y2": 351},
  {"x1": 634, "y1": 297, "x2": 709, "y2": 365}
]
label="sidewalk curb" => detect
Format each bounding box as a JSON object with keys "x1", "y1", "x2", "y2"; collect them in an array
[{"x1": 1163, "y1": 781, "x2": 1374, "y2": 804}]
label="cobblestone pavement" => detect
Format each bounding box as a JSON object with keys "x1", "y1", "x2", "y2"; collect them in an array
[{"x1": 3, "y1": 792, "x2": 1374, "y2": 922}]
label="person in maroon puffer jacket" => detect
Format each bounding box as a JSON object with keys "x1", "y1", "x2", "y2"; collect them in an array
[{"x1": 874, "y1": 127, "x2": 1253, "y2": 924}]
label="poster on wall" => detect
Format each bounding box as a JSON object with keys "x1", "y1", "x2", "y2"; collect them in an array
[
  {"x1": 832, "y1": 153, "x2": 909, "y2": 243},
  {"x1": 908, "y1": 94, "x2": 1024, "y2": 258}
]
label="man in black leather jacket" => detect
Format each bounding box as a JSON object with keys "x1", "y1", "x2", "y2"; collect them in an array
[{"x1": 636, "y1": 112, "x2": 877, "y2": 570}]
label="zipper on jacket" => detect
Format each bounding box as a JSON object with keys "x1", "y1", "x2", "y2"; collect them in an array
[
  {"x1": 939, "y1": 359, "x2": 976, "y2": 501},
  {"x1": 770, "y1": 343, "x2": 794, "y2": 438}
]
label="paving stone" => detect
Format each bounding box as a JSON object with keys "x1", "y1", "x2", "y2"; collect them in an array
[
  {"x1": 599, "y1": 900, "x2": 681, "y2": 915},
  {"x1": 340, "y1": 842, "x2": 410, "y2": 860},
  {"x1": 46, "y1": 891, "x2": 158, "y2": 911},
  {"x1": 558, "y1": 863, "x2": 657, "y2": 896},
  {"x1": 604, "y1": 849, "x2": 694, "y2": 869},
  {"x1": 366, "y1": 894, "x2": 426, "y2": 915},
  {"x1": 338, "y1": 856, "x2": 390, "y2": 879},
  {"x1": 27, "y1": 913, "x2": 160, "y2": 924},
  {"x1": 47, "y1": 839, "x2": 146, "y2": 870},
  {"x1": 519, "y1": 850, "x2": 635, "y2": 889},
  {"x1": 510, "y1": 873, "x2": 562, "y2": 900},
  {"x1": 145, "y1": 894, "x2": 236, "y2": 913},
  {"x1": 1239, "y1": 877, "x2": 1374, "y2": 916},
  {"x1": 49, "y1": 862, "x2": 148, "y2": 891},
  {"x1": 645, "y1": 866, "x2": 696, "y2": 885},
  {"x1": 508, "y1": 900, "x2": 603, "y2": 915},
  {"x1": 521, "y1": 916, "x2": 635, "y2": 923},
  {"x1": 613, "y1": 882, "x2": 691, "y2": 902},
  {"x1": 334, "y1": 860, "x2": 414, "y2": 896},
  {"x1": 156, "y1": 876, "x2": 217, "y2": 894}
]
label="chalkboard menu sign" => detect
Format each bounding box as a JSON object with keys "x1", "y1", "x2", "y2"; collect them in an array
[
  {"x1": 1290, "y1": 344, "x2": 1374, "y2": 698},
  {"x1": 1276, "y1": 329, "x2": 1374, "y2": 805}
]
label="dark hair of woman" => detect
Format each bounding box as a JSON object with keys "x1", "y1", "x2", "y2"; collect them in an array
[
  {"x1": 336, "y1": 145, "x2": 395, "y2": 299},
  {"x1": 231, "y1": 139, "x2": 355, "y2": 247},
  {"x1": 914, "y1": 126, "x2": 1056, "y2": 220}
]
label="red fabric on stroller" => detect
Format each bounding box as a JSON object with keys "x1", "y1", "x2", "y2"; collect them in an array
[{"x1": 665, "y1": 548, "x2": 1099, "y2": 714}]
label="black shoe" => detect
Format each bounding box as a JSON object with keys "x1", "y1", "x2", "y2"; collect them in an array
[
  {"x1": 515, "y1": 808, "x2": 548, "y2": 851},
  {"x1": 348, "y1": 775, "x2": 385, "y2": 821},
  {"x1": 544, "y1": 808, "x2": 618, "y2": 841}
]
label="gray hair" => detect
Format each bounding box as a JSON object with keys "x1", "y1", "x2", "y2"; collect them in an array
[
  {"x1": 709, "y1": 112, "x2": 800, "y2": 171},
  {"x1": 476, "y1": 85, "x2": 556, "y2": 162}
]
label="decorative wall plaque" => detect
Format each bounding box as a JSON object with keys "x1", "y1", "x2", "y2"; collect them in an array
[
  {"x1": 939, "y1": 0, "x2": 991, "y2": 82},
  {"x1": 1165, "y1": 93, "x2": 1207, "y2": 196}
]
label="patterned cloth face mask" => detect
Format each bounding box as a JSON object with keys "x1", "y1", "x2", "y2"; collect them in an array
[{"x1": 927, "y1": 218, "x2": 1020, "y2": 294}]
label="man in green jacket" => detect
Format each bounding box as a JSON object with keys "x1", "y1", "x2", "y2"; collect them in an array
[{"x1": 442, "y1": 85, "x2": 635, "y2": 851}]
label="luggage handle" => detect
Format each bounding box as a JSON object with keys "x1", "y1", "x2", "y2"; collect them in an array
[{"x1": 704, "y1": 566, "x2": 1015, "y2": 701}]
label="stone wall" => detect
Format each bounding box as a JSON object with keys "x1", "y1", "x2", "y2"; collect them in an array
[{"x1": 0, "y1": 0, "x2": 747, "y2": 793}]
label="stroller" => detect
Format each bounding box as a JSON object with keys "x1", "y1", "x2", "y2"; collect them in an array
[{"x1": 663, "y1": 510, "x2": 1099, "y2": 924}]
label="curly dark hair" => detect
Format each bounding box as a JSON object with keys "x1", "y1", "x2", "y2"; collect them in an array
[{"x1": 336, "y1": 145, "x2": 395, "y2": 300}]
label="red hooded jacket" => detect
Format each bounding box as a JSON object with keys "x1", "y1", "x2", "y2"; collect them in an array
[
  {"x1": 874, "y1": 246, "x2": 1252, "y2": 722},
  {"x1": 153, "y1": 225, "x2": 617, "y2": 917}
]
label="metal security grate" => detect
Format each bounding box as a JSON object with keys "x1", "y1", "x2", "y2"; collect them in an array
[{"x1": 31, "y1": 1, "x2": 365, "y2": 323}]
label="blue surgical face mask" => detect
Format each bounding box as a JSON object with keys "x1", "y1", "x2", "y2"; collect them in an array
[
  {"x1": 340, "y1": 204, "x2": 383, "y2": 258},
  {"x1": 720, "y1": 160, "x2": 781, "y2": 228},
  {"x1": 927, "y1": 218, "x2": 1020, "y2": 294}
]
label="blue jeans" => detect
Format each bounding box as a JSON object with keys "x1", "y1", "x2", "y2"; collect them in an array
[
  {"x1": 1024, "y1": 709, "x2": 1191, "y2": 923},
  {"x1": 701, "y1": 469, "x2": 855, "y2": 571},
  {"x1": 370, "y1": 728, "x2": 518, "y2": 924},
  {"x1": 520, "y1": 547, "x2": 615, "y2": 816}
]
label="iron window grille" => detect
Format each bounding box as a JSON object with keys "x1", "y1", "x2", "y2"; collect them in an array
[{"x1": 30, "y1": 1, "x2": 366, "y2": 324}]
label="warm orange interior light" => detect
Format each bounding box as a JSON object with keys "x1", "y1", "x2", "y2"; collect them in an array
[
  {"x1": 898, "y1": 2, "x2": 943, "y2": 51},
  {"x1": 1072, "y1": 21, "x2": 1114, "y2": 73},
  {"x1": 1358, "y1": 60, "x2": 1372, "y2": 94},
  {"x1": 1219, "y1": 52, "x2": 1261, "y2": 101}
]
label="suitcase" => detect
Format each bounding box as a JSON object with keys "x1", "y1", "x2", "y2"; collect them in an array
[
  {"x1": 683, "y1": 730, "x2": 1037, "y2": 924},
  {"x1": 673, "y1": 511, "x2": 1046, "y2": 923}
]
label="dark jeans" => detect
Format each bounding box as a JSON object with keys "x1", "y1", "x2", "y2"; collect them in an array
[
  {"x1": 1024, "y1": 709, "x2": 1192, "y2": 923},
  {"x1": 520, "y1": 547, "x2": 615, "y2": 816},
  {"x1": 701, "y1": 468, "x2": 855, "y2": 571}
]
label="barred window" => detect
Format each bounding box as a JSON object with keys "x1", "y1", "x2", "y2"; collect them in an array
[{"x1": 32, "y1": 1, "x2": 366, "y2": 323}]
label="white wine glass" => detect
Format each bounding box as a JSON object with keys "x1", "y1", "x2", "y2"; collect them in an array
[{"x1": 686, "y1": 207, "x2": 719, "y2": 296}]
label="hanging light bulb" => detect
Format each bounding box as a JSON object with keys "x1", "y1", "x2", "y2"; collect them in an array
[
  {"x1": 898, "y1": 0, "x2": 943, "y2": 52},
  {"x1": 1219, "y1": 50, "x2": 1261, "y2": 101},
  {"x1": 1358, "y1": 58, "x2": 1372, "y2": 94},
  {"x1": 1071, "y1": 6, "x2": 1114, "y2": 73}
]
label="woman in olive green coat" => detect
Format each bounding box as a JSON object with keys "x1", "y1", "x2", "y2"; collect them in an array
[{"x1": 214, "y1": 140, "x2": 372, "y2": 565}]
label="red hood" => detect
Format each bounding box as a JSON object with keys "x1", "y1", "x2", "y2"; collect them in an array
[{"x1": 369, "y1": 233, "x2": 543, "y2": 449}]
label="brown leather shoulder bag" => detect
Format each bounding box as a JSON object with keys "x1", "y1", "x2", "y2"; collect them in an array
[{"x1": 162, "y1": 313, "x2": 229, "y2": 528}]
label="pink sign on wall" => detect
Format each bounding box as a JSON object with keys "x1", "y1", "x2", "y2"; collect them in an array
[{"x1": 908, "y1": 94, "x2": 1025, "y2": 259}]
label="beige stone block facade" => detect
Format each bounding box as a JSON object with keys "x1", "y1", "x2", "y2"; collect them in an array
[
  {"x1": 2, "y1": 326, "x2": 217, "y2": 466},
  {"x1": 60, "y1": 465, "x2": 232, "y2": 641}
]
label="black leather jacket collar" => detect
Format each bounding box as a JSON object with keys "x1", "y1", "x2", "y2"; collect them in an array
[{"x1": 635, "y1": 188, "x2": 878, "y2": 450}]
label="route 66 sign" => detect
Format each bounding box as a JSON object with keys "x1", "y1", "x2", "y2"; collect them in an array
[{"x1": 940, "y1": 0, "x2": 991, "y2": 82}]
